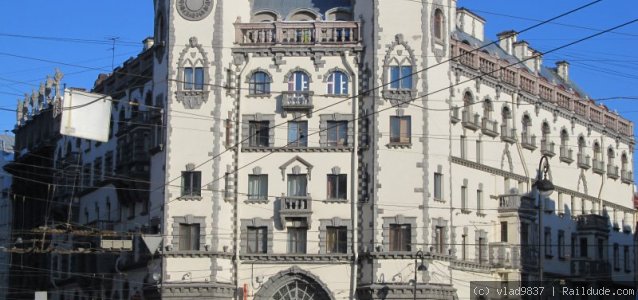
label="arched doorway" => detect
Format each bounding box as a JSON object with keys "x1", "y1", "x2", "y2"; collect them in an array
[{"x1": 254, "y1": 267, "x2": 335, "y2": 300}]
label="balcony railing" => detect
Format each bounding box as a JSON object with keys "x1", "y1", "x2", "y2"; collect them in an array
[
  {"x1": 577, "y1": 153, "x2": 591, "y2": 170},
  {"x1": 521, "y1": 132, "x2": 537, "y2": 151},
  {"x1": 621, "y1": 170, "x2": 633, "y2": 184},
  {"x1": 282, "y1": 91, "x2": 314, "y2": 111},
  {"x1": 540, "y1": 139, "x2": 555, "y2": 157},
  {"x1": 607, "y1": 164, "x2": 619, "y2": 179},
  {"x1": 489, "y1": 242, "x2": 520, "y2": 269},
  {"x1": 451, "y1": 39, "x2": 634, "y2": 138},
  {"x1": 86, "y1": 220, "x2": 116, "y2": 232},
  {"x1": 498, "y1": 194, "x2": 534, "y2": 213},
  {"x1": 592, "y1": 159, "x2": 605, "y2": 174},
  {"x1": 559, "y1": 145, "x2": 574, "y2": 163},
  {"x1": 576, "y1": 214, "x2": 608, "y2": 231},
  {"x1": 235, "y1": 21, "x2": 361, "y2": 46},
  {"x1": 461, "y1": 110, "x2": 480, "y2": 131},
  {"x1": 571, "y1": 258, "x2": 611, "y2": 278},
  {"x1": 278, "y1": 195, "x2": 313, "y2": 226},
  {"x1": 481, "y1": 118, "x2": 498, "y2": 137},
  {"x1": 500, "y1": 125, "x2": 517, "y2": 144}
]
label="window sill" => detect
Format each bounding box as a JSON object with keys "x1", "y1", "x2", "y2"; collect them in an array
[
  {"x1": 245, "y1": 198, "x2": 269, "y2": 204},
  {"x1": 324, "y1": 94, "x2": 349, "y2": 98},
  {"x1": 460, "y1": 209, "x2": 471, "y2": 214},
  {"x1": 433, "y1": 198, "x2": 445, "y2": 203},
  {"x1": 242, "y1": 146, "x2": 353, "y2": 153},
  {"x1": 178, "y1": 195, "x2": 202, "y2": 201},
  {"x1": 476, "y1": 212, "x2": 486, "y2": 217},
  {"x1": 386, "y1": 142, "x2": 412, "y2": 149},
  {"x1": 324, "y1": 198, "x2": 348, "y2": 203},
  {"x1": 246, "y1": 93, "x2": 272, "y2": 99}
]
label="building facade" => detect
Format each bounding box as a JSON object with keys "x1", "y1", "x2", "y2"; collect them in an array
[
  {"x1": 0, "y1": 134, "x2": 14, "y2": 300},
  {"x1": 6, "y1": 0, "x2": 637, "y2": 299}
]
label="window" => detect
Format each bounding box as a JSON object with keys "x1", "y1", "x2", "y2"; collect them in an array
[
  {"x1": 478, "y1": 237, "x2": 487, "y2": 263},
  {"x1": 613, "y1": 243, "x2": 620, "y2": 270},
  {"x1": 434, "y1": 226, "x2": 445, "y2": 254},
  {"x1": 597, "y1": 238, "x2": 604, "y2": 260},
  {"x1": 476, "y1": 188, "x2": 483, "y2": 213},
  {"x1": 580, "y1": 238, "x2": 588, "y2": 258},
  {"x1": 327, "y1": 121, "x2": 348, "y2": 146},
  {"x1": 571, "y1": 234, "x2": 577, "y2": 258},
  {"x1": 460, "y1": 135, "x2": 466, "y2": 158},
  {"x1": 390, "y1": 66, "x2": 413, "y2": 90},
  {"x1": 327, "y1": 71, "x2": 348, "y2": 95},
  {"x1": 248, "y1": 175, "x2": 268, "y2": 200},
  {"x1": 179, "y1": 223, "x2": 200, "y2": 251},
  {"x1": 500, "y1": 222, "x2": 508, "y2": 242},
  {"x1": 433, "y1": 173, "x2": 442, "y2": 200},
  {"x1": 390, "y1": 116, "x2": 411, "y2": 144},
  {"x1": 287, "y1": 227, "x2": 307, "y2": 254},
  {"x1": 476, "y1": 140, "x2": 482, "y2": 163},
  {"x1": 624, "y1": 246, "x2": 630, "y2": 272},
  {"x1": 544, "y1": 228, "x2": 552, "y2": 257},
  {"x1": 288, "y1": 121, "x2": 308, "y2": 147},
  {"x1": 83, "y1": 164, "x2": 92, "y2": 188},
  {"x1": 288, "y1": 71, "x2": 309, "y2": 92},
  {"x1": 247, "y1": 226, "x2": 267, "y2": 254},
  {"x1": 287, "y1": 174, "x2": 307, "y2": 197},
  {"x1": 461, "y1": 185, "x2": 468, "y2": 211},
  {"x1": 93, "y1": 157, "x2": 103, "y2": 183},
  {"x1": 326, "y1": 226, "x2": 347, "y2": 254},
  {"x1": 181, "y1": 171, "x2": 202, "y2": 197},
  {"x1": 127, "y1": 203, "x2": 135, "y2": 219},
  {"x1": 104, "y1": 151, "x2": 114, "y2": 177},
  {"x1": 184, "y1": 67, "x2": 204, "y2": 90},
  {"x1": 327, "y1": 174, "x2": 347, "y2": 200},
  {"x1": 434, "y1": 9, "x2": 444, "y2": 40},
  {"x1": 389, "y1": 224, "x2": 411, "y2": 251},
  {"x1": 558, "y1": 231, "x2": 565, "y2": 258},
  {"x1": 249, "y1": 71, "x2": 270, "y2": 95},
  {"x1": 249, "y1": 121, "x2": 269, "y2": 147},
  {"x1": 461, "y1": 234, "x2": 467, "y2": 260}
]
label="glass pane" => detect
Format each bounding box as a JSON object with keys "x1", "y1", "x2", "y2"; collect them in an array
[
  {"x1": 184, "y1": 68, "x2": 194, "y2": 90},
  {"x1": 390, "y1": 117, "x2": 400, "y2": 142},
  {"x1": 182, "y1": 172, "x2": 192, "y2": 196},
  {"x1": 338, "y1": 174, "x2": 347, "y2": 199},
  {"x1": 192, "y1": 172, "x2": 201, "y2": 196},
  {"x1": 390, "y1": 67, "x2": 400, "y2": 89},
  {"x1": 195, "y1": 67, "x2": 204, "y2": 90},
  {"x1": 298, "y1": 122, "x2": 308, "y2": 146},
  {"x1": 401, "y1": 66, "x2": 413, "y2": 89}
]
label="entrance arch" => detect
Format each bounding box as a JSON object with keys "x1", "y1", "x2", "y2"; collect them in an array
[{"x1": 254, "y1": 267, "x2": 335, "y2": 300}]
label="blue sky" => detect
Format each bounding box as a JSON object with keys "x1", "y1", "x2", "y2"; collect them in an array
[{"x1": 0, "y1": 0, "x2": 637, "y2": 175}]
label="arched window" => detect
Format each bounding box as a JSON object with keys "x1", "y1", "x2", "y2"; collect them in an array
[
  {"x1": 252, "y1": 11, "x2": 278, "y2": 22},
  {"x1": 327, "y1": 71, "x2": 348, "y2": 95},
  {"x1": 593, "y1": 141, "x2": 601, "y2": 161},
  {"x1": 288, "y1": 71, "x2": 309, "y2": 92},
  {"x1": 541, "y1": 122, "x2": 550, "y2": 141},
  {"x1": 521, "y1": 115, "x2": 532, "y2": 135},
  {"x1": 483, "y1": 99, "x2": 493, "y2": 119},
  {"x1": 434, "y1": 9, "x2": 444, "y2": 40},
  {"x1": 578, "y1": 136, "x2": 586, "y2": 153},
  {"x1": 502, "y1": 106, "x2": 512, "y2": 129},
  {"x1": 560, "y1": 130, "x2": 569, "y2": 147},
  {"x1": 249, "y1": 71, "x2": 271, "y2": 95},
  {"x1": 621, "y1": 153, "x2": 628, "y2": 171}
]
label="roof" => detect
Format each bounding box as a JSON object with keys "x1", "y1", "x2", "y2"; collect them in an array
[
  {"x1": 452, "y1": 30, "x2": 592, "y2": 99},
  {"x1": 0, "y1": 134, "x2": 14, "y2": 153},
  {"x1": 251, "y1": 0, "x2": 351, "y2": 18}
]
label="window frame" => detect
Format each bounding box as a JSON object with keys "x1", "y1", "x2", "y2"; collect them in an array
[
  {"x1": 326, "y1": 121, "x2": 348, "y2": 147},
  {"x1": 327, "y1": 174, "x2": 347, "y2": 200},
  {"x1": 249, "y1": 71, "x2": 271, "y2": 95},
  {"x1": 178, "y1": 223, "x2": 201, "y2": 251},
  {"x1": 247, "y1": 174, "x2": 268, "y2": 201},
  {"x1": 327, "y1": 71, "x2": 349, "y2": 95},
  {"x1": 287, "y1": 121, "x2": 308, "y2": 147},
  {"x1": 248, "y1": 121, "x2": 270, "y2": 147},
  {"x1": 287, "y1": 174, "x2": 308, "y2": 197},
  {"x1": 288, "y1": 71, "x2": 310, "y2": 92},
  {"x1": 326, "y1": 226, "x2": 348, "y2": 254},
  {"x1": 287, "y1": 227, "x2": 308, "y2": 254},
  {"x1": 389, "y1": 224, "x2": 411, "y2": 252},
  {"x1": 389, "y1": 66, "x2": 413, "y2": 90},
  {"x1": 433, "y1": 172, "x2": 443, "y2": 200},
  {"x1": 390, "y1": 116, "x2": 411, "y2": 144},
  {"x1": 184, "y1": 67, "x2": 204, "y2": 91},
  {"x1": 246, "y1": 226, "x2": 268, "y2": 254},
  {"x1": 181, "y1": 170, "x2": 202, "y2": 197}
]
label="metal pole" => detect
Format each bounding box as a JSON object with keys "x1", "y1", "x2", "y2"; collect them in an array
[
  {"x1": 414, "y1": 254, "x2": 417, "y2": 300},
  {"x1": 538, "y1": 184, "x2": 543, "y2": 284}
]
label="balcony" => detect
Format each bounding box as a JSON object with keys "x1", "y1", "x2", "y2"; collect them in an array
[
  {"x1": 498, "y1": 194, "x2": 534, "y2": 213},
  {"x1": 576, "y1": 214, "x2": 608, "y2": 231},
  {"x1": 481, "y1": 118, "x2": 498, "y2": 137},
  {"x1": 461, "y1": 110, "x2": 480, "y2": 131},
  {"x1": 571, "y1": 258, "x2": 611, "y2": 278},
  {"x1": 86, "y1": 220, "x2": 116, "y2": 232},
  {"x1": 489, "y1": 242, "x2": 520, "y2": 269},
  {"x1": 450, "y1": 106, "x2": 460, "y2": 124},
  {"x1": 592, "y1": 159, "x2": 605, "y2": 174},
  {"x1": 607, "y1": 164, "x2": 619, "y2": 179},
  {"x1": 540, "y1": 139, "x2": 555, "y2": 157},
  {"x1": 278, "y1": 195, "x2": 312, "y2": 227},
  {"x1": 621, "y1": 170, "x2": 633, "y2": 184},
  {"x1": 521, "y1": 132, "x2": 537, "y2": 151},
  {"x1": 577, "y1": 153, "x2": 591, "y2": 170},
  {"x1": 500, "y1": 125, "x2": 517, "y2": 144},
  {"x1": 281, "y1": 91, "x2": 314, "y2": 115},
  {"x1": 559, "y1": 145, "x2": 574, "y2": 164},
  {"x1": 234, "y1": 21, "x2": 361, "y2": 47}
]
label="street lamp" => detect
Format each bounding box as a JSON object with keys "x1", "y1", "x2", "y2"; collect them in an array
[
  {"x1": 536, "y1": 155, "x2": 554, "y2": 284},
  {"x1": 414, "y1": 250, "x2": 428, "y2": 300}
]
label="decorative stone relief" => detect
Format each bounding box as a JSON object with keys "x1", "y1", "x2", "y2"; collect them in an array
[
  {"x1": 175, "y1": 37, "x2": 211, "y2": 109},
  {"x1": 382, "y1": 34, "x2": 417, "y2": 108},
  {"x1": 176, "y1": 0, "x2": 214, "y2": 21}
]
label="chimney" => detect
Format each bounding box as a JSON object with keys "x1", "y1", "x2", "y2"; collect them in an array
[
  {"x1": 143, "y1": 37, "x2": 155, "y2": 51},
  {"x1": 512, "y1": 40, "x2": 529, "y2": 62},
  {"x1": 497, "y1": 30, "x2": 517, "y2": 55},
  {"x1": 556, "y1": 60, "x2": 569, "y2": 81},
  {"x1": 531, "y1": 48, "x2": 542, "y2": 74}
]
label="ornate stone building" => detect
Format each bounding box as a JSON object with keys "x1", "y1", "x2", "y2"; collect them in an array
[{"x1": 6, "y1": 0, "x2": 636, "y2": 299}]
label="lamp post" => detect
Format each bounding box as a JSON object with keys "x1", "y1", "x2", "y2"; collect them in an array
[
  {"x1": 535, "y1": 155, "x2": 555, "y2": 284},
  {"x1": 414, "y1": 250, "x2": 428, "y2": 300}
]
